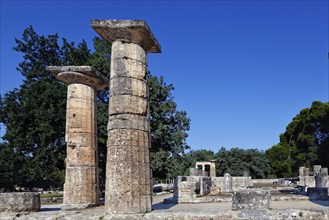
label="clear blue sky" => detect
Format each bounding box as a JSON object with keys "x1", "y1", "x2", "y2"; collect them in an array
[{"x1": 1, "y1": 1, "x2": 328, "y2": 152}]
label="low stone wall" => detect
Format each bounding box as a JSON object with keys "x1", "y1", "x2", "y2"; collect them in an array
[
  {"x1": 209, "y1": 176, "x2": 252, "y2": 195},
  {"x1": 298, "y1": 176, "x2": 316, "y2": 188},
  {"x1": 0, "y1": 192, "x2": 40, "y2": 212},
  {"x1": 232, "y1": 177, "x2": 252, "y2": 191},
  {"x1": 173, "y1": 176, "x2": 212, "y2": 203}
]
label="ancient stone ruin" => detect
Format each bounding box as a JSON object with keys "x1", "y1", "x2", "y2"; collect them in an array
[
  {"x1": 91, "y1": 19, "x2": 161, "y2": 214},
  {"x1": 1, "y1": 19, "x2": 329, "y2": 220},
  {"x1": 194, "y1": 160, "x2": 216, "y2": 177},
  {"x1": 47, "y1": 66, "x2": 108, "y2": 209},
  {"x1": 169, "y1": 161, "x2": 252, "y2": 204},
  {"x1": 298, "y1": 165, "x2": 329, "y2": 201}
]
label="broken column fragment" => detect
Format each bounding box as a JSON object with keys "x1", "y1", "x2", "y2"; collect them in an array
[
  {"x1": 91, "y1": 19, "x2": 161, "y2": 214},
  {"x1": 47, "y1": 66, "x2": 108, "y2": 209}
]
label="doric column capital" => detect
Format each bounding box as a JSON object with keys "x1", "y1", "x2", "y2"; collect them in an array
[
  {"x1": 47, "y1": 66, "x2": 109, "y2": 90},
  {"x1": 91, "y1": 19, "x2": 161, "y2": 53}
]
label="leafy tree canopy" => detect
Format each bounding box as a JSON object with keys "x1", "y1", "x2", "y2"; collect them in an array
[{"x1": 265, "y1": 101, "x2": 329, "y2": 177}]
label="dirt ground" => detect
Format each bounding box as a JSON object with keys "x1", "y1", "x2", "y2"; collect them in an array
[{"x1": 1, "y1": 192, "x2": 328, "y2": 219}]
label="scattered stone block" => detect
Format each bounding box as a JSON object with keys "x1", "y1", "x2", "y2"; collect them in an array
[
  {"x1": 0, "y1": 192, "x2": 40, "y2": 212},
  {"x1": 232, "y1": 189, "x2": 271, "y2": 211}
]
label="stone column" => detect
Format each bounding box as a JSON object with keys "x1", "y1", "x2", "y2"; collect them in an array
[
  {"x1": 315, "y1": 173, "x2": 328, "y2": 188},
  {"x1": 223, "y1": 173, "x2": 233, "y2": 193},
  {"x1": 313, "y1": 165, "x2": 321, "y2": 176},
  {"x1": 303, "y1": 168, "x2": 310, "y2": 176},
  {"x1": 299, "y1": 167, "x2": 305, "y2": 177},
  {"x1": 91, "y1": 20, "x2": 161, "y2": 214},
  {"x1": 47, "y1": 66, "x2": 108, "y2": 209},
  {"x1": 210, "y1": 160, "x2": 216, "y2": 177}
]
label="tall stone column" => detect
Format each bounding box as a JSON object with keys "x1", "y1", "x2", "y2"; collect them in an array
[
  {"x1": 47, "y1": 66, "x2": 108, "y2": 209},
  {"x1": 92, "y1": 20, "x2": 161, "y2": 214}
]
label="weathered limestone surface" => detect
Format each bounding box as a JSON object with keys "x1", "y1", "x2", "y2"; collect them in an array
[
  {"x1": 314, "y1": 165, "x2": 322, "y2": 176},
  {"x1": 91, "y1": 20, "x2": 161, "y2": 53},
  {"x1": 0, "y1": 192, "x2": 40, "y2": 212},
  {"x1": 316, "y1": 172, "x2": 328, "y2": 188},
  {"x1": 172, "y1": 176, "x2": 211, "y2": 203},
  {"x1": 91, "y1": 19, "x2": 160, "y2": 214},
  {"x1": 232, "y1": 189, "x2": 271, "y2": 211},
  {"x1": 47, "y1": 66, "x2": 108, "y2": 209},
  {"x1": 47, "y1": 66, "x2": 108, "y2": 89},
  {"x1": 189, "y1": 168, "x2": 208, "y2": 176},
  {"x1": 223, "y1": 173, "x2": 233, "y2": 193}
]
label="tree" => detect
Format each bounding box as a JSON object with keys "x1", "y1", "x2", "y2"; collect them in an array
[
  {"x1": 0, "y1": 26, "x2": 190, "y2": 189},
  {"x1": 0, "y1": 26, "x2": 92, "y2": 189},
  {"x1": 215, "y1": 147, "x2": 271, "y2": 179},
  {"x1": 266, "y1": 101, "x2": 329, "y2": 177},
  {"x1": 149, "y1": 75, "x2": 191, "y2": 180},
  {"x1": 0, "y1": 143, "x2": 16, "y2": 191}
]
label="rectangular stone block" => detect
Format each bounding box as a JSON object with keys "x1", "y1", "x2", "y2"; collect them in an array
[
  {"x1": 110, "y1": 77, "x2": 147, "y2": 98},
  {"x1": 111, "y1": 58, "x2": 147, "y2": 81},
  {"x1": 109, "y1": 95, "x2": 147, "y2": 116},
  {"x1": 0, "y1": 192, "x2": 40, "y2": 212},
  {"x1": 232, "y1": 190, "x2": 271, "y2": 211},
  {"x1": 107, "y1": 114, "x2": 149, "y2": 131}
]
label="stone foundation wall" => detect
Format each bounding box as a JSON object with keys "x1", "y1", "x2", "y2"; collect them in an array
[
  {"x1": 252, "y1": 179, "x2": 278, "y2": 184},
  {"x1": 0, "y1": 192, "x2": 40, "y2": 212},
  {"x1": 173, "y1": 176, "x2": 212, "y2": 203},
  {"x1": 232, "y1": 177, "x2": 252, "y2": 191},
  {"x1": 209, "y1": 176, "x2": 252, "y2": 195}
]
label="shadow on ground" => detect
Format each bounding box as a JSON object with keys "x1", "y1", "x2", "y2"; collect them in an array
[
  {"x1": 152, "y1": 201, "x2": 176, "y2": 210},
  {"x1": 40, "y1": 207, "x2": 61, "y2": 212}
]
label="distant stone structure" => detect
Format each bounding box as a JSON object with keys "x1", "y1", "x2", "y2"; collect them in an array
[
  {"x1": 298, "y1": 165, "x2": 329, "y2": 189},
  {"x1": 91, "y1": 19, "x2": 161, "y2": 214},
  {"x1": 171, "y1": 173, "x2": 252, "y2": 203},
  {"x1": 195, "y1": 160, "x2": 216, "y2": 177},
  {"x1": 47, "y1": 66, "x2": 108, "y2": 209}
]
